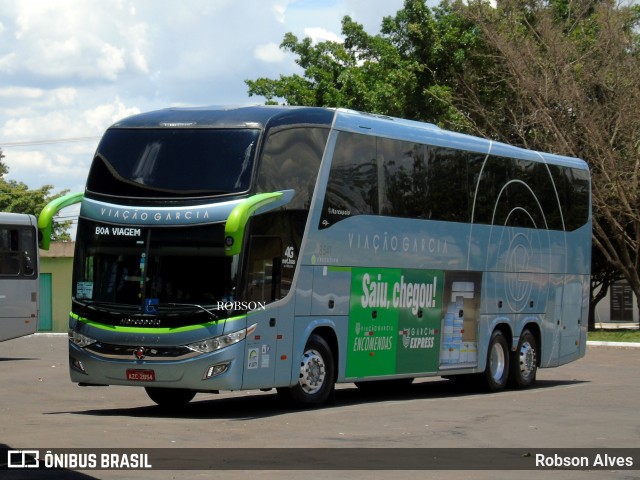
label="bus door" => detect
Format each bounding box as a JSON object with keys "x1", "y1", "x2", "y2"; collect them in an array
[
  {"x1": 558, "y1": 277, "x2": 585, "y2": 364},
  {"x1": 241, "y1": 235, "x2": 283, "y2": 389},
  {"x1": 241, "y1": 301, "x2": 295, "y2": 390}
]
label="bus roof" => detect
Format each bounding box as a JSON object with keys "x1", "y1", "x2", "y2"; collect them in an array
[
  {"x1": 111, "y1": 105, "x2": 336, "y2": 130},
  {"x1": 332, "y1": 108, "x2": 588, "y2": 171},
  {"x1": 0, "y1": 212, "x2": 37, "y2": 227},
  {"x1": 110, "y1": 105, "x2": 588, "y2": 171}
]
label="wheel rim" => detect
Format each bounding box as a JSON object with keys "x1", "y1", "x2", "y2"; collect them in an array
[
  {"x1": 518, "y1": 341, "x2": 536, "y2": 380},
  {"x1": 298, "y1": 348, "x2": 326, "y2": 395},
  {"x1": 490, "y1": 341, "x2": 506, "y2": 383}
]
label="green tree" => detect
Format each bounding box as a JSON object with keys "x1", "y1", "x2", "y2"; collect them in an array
[
  {"x1": 245, "y1": 1, "x2": 485, "y2": 130},
  {"x1": 0, "y1": 149, "x2": 6, "y2": 176},
  {"x1": 0, "y1": 149, "x2": 72, "y2": 241},
  {"x1": 246, "y1": 0, "x2": 640, "y2": 323},
  {"x1": 462, "y1": 0, "x2": 640, "y2": 324}
]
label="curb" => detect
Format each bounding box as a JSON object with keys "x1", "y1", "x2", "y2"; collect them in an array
[{"x1": 586, "y1": 341, "x2": 640, "y2": 348}]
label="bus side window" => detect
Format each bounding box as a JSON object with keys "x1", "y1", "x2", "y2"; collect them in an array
[
  {"x1": 22, "y1": 251, "x2": 34, "y2": 276},
  {"x1": 257, "y1": 126, "x2": 328, "y2": 210},
  {"x1": 245, "y1": 234, "x2": 282, "y2": 303},
  {"x1": 0, "y1": 253, "x2": 19, "y2": 275},
  {"x1": 320, "y1": 131, "x2": 377, "y2": 229},
  {"x1": 0, "y1": 228, "x2": 20, "y2": 276},
  {"x1": 379, "y1": 139, "x2": 429, "y2": 219},
  {"x1": 20, "y1": 229, "x2": 36, "y2": 276},
  {"x1": 255, "y1": 126, "x2": 328, "y2": 297}
]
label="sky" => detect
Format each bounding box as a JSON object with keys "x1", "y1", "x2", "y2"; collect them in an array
[{"x1": 0, "y1": 0, "x2": 405, "y2": 206}]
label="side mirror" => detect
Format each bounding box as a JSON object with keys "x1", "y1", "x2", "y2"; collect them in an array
[
  {"x1": 224, "y1": 191, "x2": 293, "y2": 256},
  {"x1": 38, "y1": 191, "x2": 84, "y2": 250}
]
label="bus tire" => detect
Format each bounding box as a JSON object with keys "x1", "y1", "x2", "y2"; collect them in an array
[
  {"x1": 145, "y1": 387, "x2": 196, "y2": 408},
  {"x1": 280, "y1": 334, "x2": 335, "y2": 408},
  {"x1": 482, "y1": 329, "x2": 510, "y2": 392},
  {"x1": 509, "y1": 329, "x2": 538, "y2": 389}
]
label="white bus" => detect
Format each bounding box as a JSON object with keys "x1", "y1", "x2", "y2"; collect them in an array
[{"x1": 0, "y1": 212, "x2": 39, "y2": 342}]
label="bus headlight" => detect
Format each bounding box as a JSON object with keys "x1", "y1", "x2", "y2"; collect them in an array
[
  {"x1": 186, "y1": 323, "x2": 257, "y2": 354},
  {"x1": 68, "y1": 330, "x2": 97, "y2": 348}
]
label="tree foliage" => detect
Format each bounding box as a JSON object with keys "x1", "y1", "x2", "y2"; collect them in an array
[
  {"x1": 246, "y1": 0, "x2": 640, "y2": 323},
  {"x1": 0, "y1": 149, "x2": 72, "y2": 242},
  {"x1": 462, "y1": 0, "x2": 640, "y2": 323},
  {"x1": 246, "y1": 2, "x2": 485, "y2": 129}
]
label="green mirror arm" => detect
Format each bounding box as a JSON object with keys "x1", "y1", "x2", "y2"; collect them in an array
[
  {"x1": 224, "y1": 192, "x2": 283, "y2": 256},
  {"x1": 38, "y1": 192, "x2": 84, "y2": 250}
]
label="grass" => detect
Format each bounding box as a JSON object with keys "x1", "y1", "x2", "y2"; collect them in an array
[{"x1": 587, "y1": 329, "x2": 640, "y2": 343}]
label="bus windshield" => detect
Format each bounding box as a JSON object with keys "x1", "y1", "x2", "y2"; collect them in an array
[
  {"x1": 73, "y1": 220, "x2": 237, "y2": 314},
  {"x1": 87, "y1": 128, "x2": 260, "y2": 197}
]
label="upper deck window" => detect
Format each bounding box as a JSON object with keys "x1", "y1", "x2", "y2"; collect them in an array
[
  {"x1": 320, "y1": 131, "x2": 589, "y2": 232},
  {"x1": 87, "y1": 128, "x2": 260, "y2": 198}
]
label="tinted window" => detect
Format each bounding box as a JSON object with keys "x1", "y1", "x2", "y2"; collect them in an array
[
  {"x1": 379, "y1": 140, "x2": 429, "y2": 218},
  {"x1": 471, "y1": 156, "x2": 571, "y2": 230},
  {"x1": 320, "y1": 131, "x2": 589, "y2": 232},
  {"x1": 256, "y1": 127, "x2": 329, "y2": 209},
  {"x1": 549, "y1": 165, "x2": 590, "y2": 231},
  {"x1": 251, "y1": 127, "x2": 329, "y2": 301},
  {"x1": 0, "y1": 227, "x2": 37, "y2": 277},
  {"x1": 320, "y1": 132, "x2": 377, "y2": 228},
  {"x1": 73, "y1": 220, "x2": 237, "y2": 320},
  {"x1": 469, "y1": 154, "x2": 507, "y2": 225},
  {"x1": 87, "y1": 128, "x2": 260, "y2": 198},
  {"x1": 425, "y1": 146, "x2": 473, "y2": 222}
]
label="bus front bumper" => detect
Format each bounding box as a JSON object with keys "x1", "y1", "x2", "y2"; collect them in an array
[{"x1": 68, "y1": 340, "x2": 245, "y2": 391}]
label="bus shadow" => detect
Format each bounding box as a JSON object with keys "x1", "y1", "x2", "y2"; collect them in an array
[
  {"x1": 336, "y1": 378, "x2": 588, "y2": 406},
  {"x1": 0, "y1": 357, "x2": 39, "y2": 362},
  {"x1": 50, "y1": 378, "x2": 588, "y2": 421}
]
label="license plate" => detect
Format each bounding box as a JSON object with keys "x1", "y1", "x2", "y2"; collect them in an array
[{"x1": 126, "y1": 369, "x2": 155, "y2": 382}]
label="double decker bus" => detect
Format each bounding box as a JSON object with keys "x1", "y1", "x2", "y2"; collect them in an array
[
  {"x1": 0, "y1": 212, "x2": 39, "y2": 342},
  {"x1": 45, "y1": 106, "x2": 591, "y2": 407}
]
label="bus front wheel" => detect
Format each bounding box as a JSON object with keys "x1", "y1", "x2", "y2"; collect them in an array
[
  {"x1": 279, "y1": 334, "x2": 335, "y2": 408},
  {"x1": 145, "y1": 387, "x2": 196, "y2": 408},
  {"x1": 482, "y1": 330, "x2": 510, "y2": 392}
]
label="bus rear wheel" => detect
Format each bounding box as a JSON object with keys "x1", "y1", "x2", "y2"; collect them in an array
[
  {"x1": 509, "y1": 329, "x2": 537, "y2": 389},
  {"x1": 278, "y1": 334, "x2": 335, "y2": 408},
  {"x1": 145, "y1": 387, "x2": 196, "y2": 408},
  {"x1": 481, "y1": 329, "x2": 510, "y2": 392}
]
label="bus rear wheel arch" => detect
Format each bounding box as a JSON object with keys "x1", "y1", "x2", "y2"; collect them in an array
[{"x1": 278, "y1": 333, "x2": 336, "y2": 408}]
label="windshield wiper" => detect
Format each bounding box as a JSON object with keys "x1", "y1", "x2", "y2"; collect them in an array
[
  {"x1": 165, "y1": 303, "x2": 223, "y2": 322},
  {"x1": 74, "y1": 300, "x2": 140, "y2": 316}
]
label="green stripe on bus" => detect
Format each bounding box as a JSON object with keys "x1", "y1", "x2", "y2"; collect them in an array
[{"x1": 69, "y1": 312, "x2": 246, "y2": 334}]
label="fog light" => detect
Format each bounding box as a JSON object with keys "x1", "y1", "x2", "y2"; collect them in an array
[
  {"x1": 203, "y1": 362, "x2": 230, "y2": 379},
  {"x1": 70, "y1": 356, "x2": 87, "y2": 374}
]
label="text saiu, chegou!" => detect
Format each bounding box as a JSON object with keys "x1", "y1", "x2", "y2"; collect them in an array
[{"x1": 360, "y1": 272, "x2": 438, "y2": 315}]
